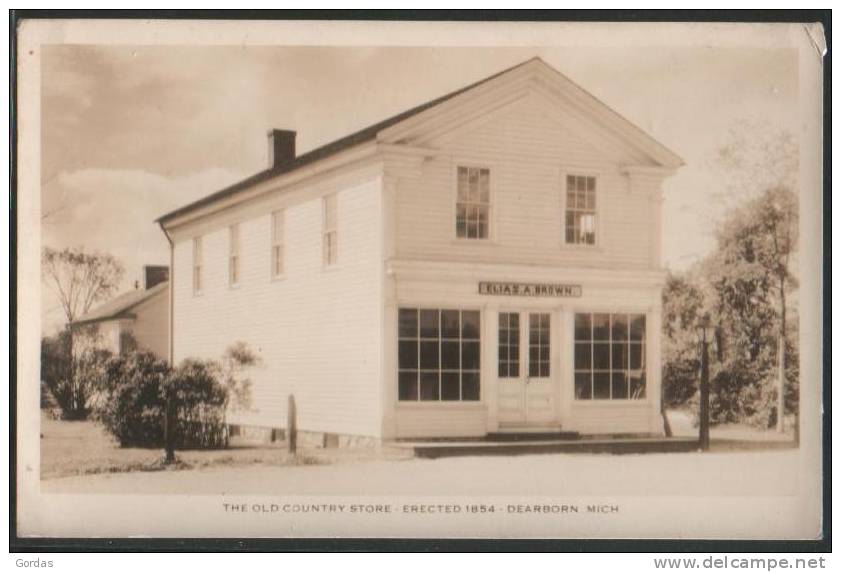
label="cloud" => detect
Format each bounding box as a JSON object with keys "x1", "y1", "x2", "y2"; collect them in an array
[{"x1": 41, "y1": 167, "x2": 248, "y2": 333}]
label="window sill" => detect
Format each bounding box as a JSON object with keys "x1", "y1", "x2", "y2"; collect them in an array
[
  {"x1": 321, "y1": 263, "x2": 341, "y2": 273},
  {"x1": 229, "y1": 283, "x2": 241, "y2": 290},
  {"x1": 271, "y1": 274, "x2": 286, "y2": 283},
  {"x1": 192, "y1": 291, "x2": 204, "y2": 298},
  {"x1": 571, "y1": 399, "x2": 650, "y2": 406},
  {"x1": 451, "y1": 238, "x2": 498, "y2": 247},
  {"x1": 561, "y1": 242, "x2": 603, "y2": 252},
  {"x1": 396, "y1": 401, "x2": 485, "y2": 410}
]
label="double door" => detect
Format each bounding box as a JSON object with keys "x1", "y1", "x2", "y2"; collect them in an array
[{"x1": 497, "y1": 310, "x2": 556, "y2": 427}]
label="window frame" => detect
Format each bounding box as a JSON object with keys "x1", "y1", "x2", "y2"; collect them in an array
[
  {"x1": 192, "y1": 236, "x2": 203, "y2": 295},
  {"x1": 572, "y1": 311, "x2": 648, "y2": 402},
  {"x1": 396, "y1": 306, "x2": 483, "y2": 405},
  {"x1": 560, "y1": 169, "x2": 601, "y2": 248},
  {"x1": 322, "y1": 194, "x2": 338, "y2": 267},
  {"x1": 453, "y1": 162, "x2": 495, "y2": 242},
  {"x1": 228, "y1": 223, "x2": 241, "y2": 287},
  {"x1": 271, "y1": 209, "x2": 285, "y2": 279}
]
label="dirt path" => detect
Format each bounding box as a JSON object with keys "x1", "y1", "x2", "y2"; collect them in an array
[{"x1": 41, "y1": 448, "x2": 799, "y2": 497}]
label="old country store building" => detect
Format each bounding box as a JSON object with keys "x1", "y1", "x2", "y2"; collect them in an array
[{"x1": 156, "y1": 58, "x2": 683, "y2": 443}]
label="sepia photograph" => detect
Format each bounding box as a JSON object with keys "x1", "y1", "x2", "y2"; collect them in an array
[{"x1": 12, "y1": 15, "x2": 827, "y2": 545}]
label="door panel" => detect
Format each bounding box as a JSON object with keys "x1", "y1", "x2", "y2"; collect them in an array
[
  {"x1": 496, "y1": 311, "x2": 556, "y2": 427},
  {"x1": 525, "y1": 312, "x2": 554, "y2": 424},
  {"x1": 497, "y1": 311, "x2": 525, "y2": 424}
]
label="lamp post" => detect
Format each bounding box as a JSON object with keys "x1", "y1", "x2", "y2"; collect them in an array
[{"x1": 697, "y1": 313, "x2": 714, "y2": 451}]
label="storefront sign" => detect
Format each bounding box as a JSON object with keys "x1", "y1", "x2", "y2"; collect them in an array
[{"x1": 478, "y1": 281, "x2": 582, "y2": 297}]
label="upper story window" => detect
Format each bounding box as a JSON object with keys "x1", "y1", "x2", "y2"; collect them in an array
[
  {"x1": 192, "y1": 236, "x2": 203, "y2": 294},
  {"x1": 229, "y1": 224, "x2": 240, "y2": 286},
  {"x1": 271, "y1": 210, "x2": 284, "y2": 277},
  {"x1": 456, "y1": 166, "x2": 490, "y2": 240},
  {"x1": 323, "y1": 194, "x2": 338, "y2": 266},
  {"x1": 565, "y1": 174, "x2": 597, "y2": 245}
]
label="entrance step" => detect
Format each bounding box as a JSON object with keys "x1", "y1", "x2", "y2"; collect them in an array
[
  {"x1": 487, "y1": 431, "x2": 580, "y2": 442},
  {"x1": 398, "y1": 437, "x2": 700, "y2": 459}
]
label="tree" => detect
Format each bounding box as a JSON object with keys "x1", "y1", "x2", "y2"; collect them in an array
[
  {"x1": 661, "y1": 272, "x2": 705, "y2": 409},
  {"x1": 41, "y1": 247, "x2": 125, "y2": 418},
  {"x1": 703, "y1": 186, "x2": 798, "y2": 429},
  {"x1": 713, "y1": 122, "x2": 798, "y2": 434}
]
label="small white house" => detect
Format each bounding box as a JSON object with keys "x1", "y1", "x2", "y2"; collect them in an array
[
  {"x1": 75, "y1": 266, "x2": 170, "y2": 359},
  {"x1": 157, "y1": 58, "x2": 683, "y2": 443}
]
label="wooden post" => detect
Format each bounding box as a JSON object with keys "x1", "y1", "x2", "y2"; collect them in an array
[
  {"x1": 699, "y1": 332, "x2": 710, "y2": 451},
  {"x1": 164, "y1": 394, "x2": 176, "y2": 464},
  {"x1": 287, "y1": 394, "x2": 297, "y2": 456}
]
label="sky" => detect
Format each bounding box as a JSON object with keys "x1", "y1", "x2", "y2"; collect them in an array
[{"x1": 40, "y1": 45, "x2": 799, "y2": 332}]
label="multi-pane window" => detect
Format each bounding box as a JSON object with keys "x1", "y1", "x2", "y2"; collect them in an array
[
  {"x1": 229, "y1": 224, "x2": 240, "y2": 286},
  {"x1": 574, "y1": 313, "x2": 646, "y2": 400},
  {"x1": 498, "y1": 312, "x2": 520, "y2": 378},
  {"x1": 456, "y1": 166, "x2": 490, "y2": 239},
  {"x1": 528, "y1": 313, "x2": 551, "y2": 377},
  {"x1": 398, "y1": 308, "x2": 481, "y2": 402},
  {"x1": 192, "y1": 236, "x2": 203, "y2": 294},
  {"x1": 271, "y1": 210, "x2": 284, "y2": 277},
  {"x1": 323, "y1": 194, "x2": 338, "y2": 266},
  {"x1": 565, "y1": 175, "x2": 597, "y2": 245}
]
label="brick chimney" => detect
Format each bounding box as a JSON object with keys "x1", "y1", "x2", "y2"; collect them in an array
[
  {"x1": 143, "y1": 265, "x2": 170, "y2": 290},
  {"x1": 268, "y1": 129, "x2": 296, "y2": 168}
]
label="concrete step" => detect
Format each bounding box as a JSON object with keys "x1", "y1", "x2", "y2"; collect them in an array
[
  {"x1": 486, "y1": 431, "x2": 581, "y2": 442},
  {"x1": 402, "y1": 437, "x2": 700, "y2": 459}
]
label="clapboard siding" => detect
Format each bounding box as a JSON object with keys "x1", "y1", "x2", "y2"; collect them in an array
[
  {"x1": 172, "y1": 176, "x2": 383, "y2": 438},
  {"x1": 395, "y1": 408, "x2": 488, "y2": 439},
  {"x1": 565, "y1": 404, "x2": 656, "y2": 434},
  {"x1": 128, "y1": 291, "x2": 168, "y2": 359},
  {"x1": 396, "y1": 94, "x2": 655, "y2": 269}
]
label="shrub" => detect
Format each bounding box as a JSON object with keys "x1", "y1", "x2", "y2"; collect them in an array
[
  {"x1": 41, "y1": 325, "x2": 113, "y2": 420},
  {"x1": 93, "y1": 351, "x2": 171, "y2": 447},
  {"x1": 91, "y1": 343, "x2": 258, "y2": 449}
]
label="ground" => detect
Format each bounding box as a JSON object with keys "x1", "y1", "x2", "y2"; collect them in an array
[
  {"x1": 40, "y1": 410, "x2": 797, "y2": 495},
  {"x1": 39, "y1": 414, "x2": 411, "y2": 480}
]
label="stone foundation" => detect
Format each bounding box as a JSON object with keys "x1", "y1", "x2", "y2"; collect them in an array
[{"x1": 228, "y1": 424, "x2": 380, "y2": 449}]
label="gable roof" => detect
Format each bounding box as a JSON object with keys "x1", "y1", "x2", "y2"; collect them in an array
[
  {"x1": 75, "y1": 281, "x2": 168, "y2": 325},
  {"x1": 157, "y1": 57, "x2": 682, "y2": 226}
]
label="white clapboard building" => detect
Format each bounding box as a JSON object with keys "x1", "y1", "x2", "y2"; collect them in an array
[{"x1": 157, "y1": 58, "x2": 683, "y2": 443}]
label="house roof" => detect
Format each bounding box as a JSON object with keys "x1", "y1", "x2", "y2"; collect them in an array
[
  {"x1": 157, "y1": 57, "x2": 682, "y2": 226},
  {"x1": 75, "y1": 281, "x2": 168, "y2": 325}
]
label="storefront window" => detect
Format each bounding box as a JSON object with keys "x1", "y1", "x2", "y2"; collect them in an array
[
  {"x1": 574, "y1": 312, "x2": 646, "y2": 400},
  {"x1": 398, "y1": 308, "x2": 481, "y2": 402}
]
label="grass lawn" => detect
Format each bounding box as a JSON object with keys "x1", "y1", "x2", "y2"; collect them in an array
[{"x1": 40, "y1": 414, "x2": 411, "y2": 480}]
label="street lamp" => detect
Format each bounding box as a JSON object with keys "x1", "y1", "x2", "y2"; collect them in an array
[{"x1": 696, "y1": 312, "x2": 715, "y2": 451}]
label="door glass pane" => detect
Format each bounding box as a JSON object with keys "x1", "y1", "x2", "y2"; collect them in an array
[{"x1": 529, "y1": 313, "x2": 550, "y2": 378}]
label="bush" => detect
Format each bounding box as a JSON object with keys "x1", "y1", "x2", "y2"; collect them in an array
[
  {"x1": 93, "y1": 351, "x2": 171, "y2": 447},
  {"x1": 41, "y1": 325, "x2": 113, "y2": 420},
  {"x1": 91, "y1": 343, "x2": 258, "y2": 449}
]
